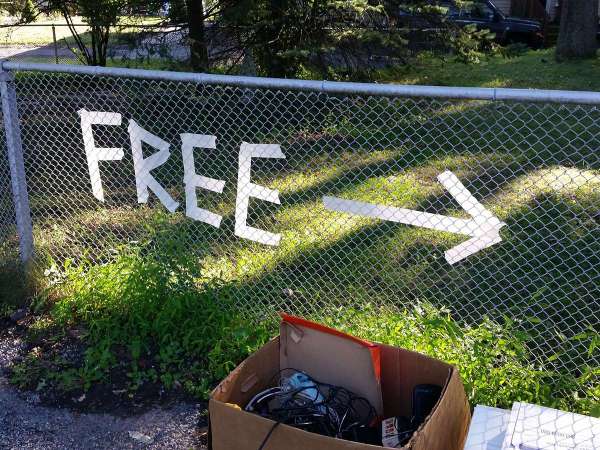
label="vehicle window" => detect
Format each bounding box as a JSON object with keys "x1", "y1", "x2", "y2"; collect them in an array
[{"x1": 456, "y1": 1, "x2": 495, "y2": 20}]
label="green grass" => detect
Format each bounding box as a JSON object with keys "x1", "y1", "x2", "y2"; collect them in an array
[
  {"x1": 18, "y1": 144, "x2": 598, "y2": 413},
  {"x1": 2, "y1": 51, "x2": 599, "y2": 415},
  {"x1": 1, "y1": 19, "x2": 88, "y2": 46},
  {"x1": 15, "y1": 232, "x2": 272, "y2": 398},
  {"x1": 376, "y1": 48, "x2": 600, "y2": 91},
  {"x1": 324, "y1": 305, "x2": 599, "y2": 415},
  {"x1": 0, "y1": 15, "x2": 162, "y2": 46},
  {"x1": 108, "y1": 46, "x2": 600, "y2": 90},
  {"x1": 13, "y1": 239, "x2": 598, "y2": 415}
]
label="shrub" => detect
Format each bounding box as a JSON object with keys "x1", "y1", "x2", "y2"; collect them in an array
[
  {"x1": 42, "y1": 233, "x2": 271, "y2": 397},
  {"x1": 23, "y1": 233, "x2": 597, "y2": 414},
  {"x1": 321, "y1": 304, "x2": 597, "y2": 415}
]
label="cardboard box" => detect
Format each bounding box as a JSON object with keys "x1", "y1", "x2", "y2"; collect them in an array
[{"x1": 209, "y1": 316, "x2": 471, "y2": 450}]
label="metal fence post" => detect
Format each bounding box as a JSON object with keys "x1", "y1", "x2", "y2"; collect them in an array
[
  {"x1": 0, "y1": 70, "x2": 33, "y2": 263},
  {"x1": 52, "y1": 24, "x2": 59, "y2": 64}
]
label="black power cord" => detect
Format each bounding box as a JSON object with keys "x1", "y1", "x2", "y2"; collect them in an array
[
  {"x1": 257, "y1": 422, "x2": 281, "y2": 450},
  {"x1": 247, "y1": 369, "x2": 377, "y2": 449}
]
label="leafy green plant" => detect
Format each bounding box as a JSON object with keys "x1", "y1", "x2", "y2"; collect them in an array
[
  {"x1": 321, "y1": 303, "x2": 598, "y2": 415},
  {"x1": 450, "y1": 24, "x2": 498, "y2": 64},
  {"x1": 33, "y1": 230, "x2": 272, "y2": 398},
  {"x1": 16, "y1": 252, "x2": 598, "y2": 415}
]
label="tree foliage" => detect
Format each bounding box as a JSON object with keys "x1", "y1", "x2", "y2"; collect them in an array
[
  {"x1": 1, "y1": 0, "x2": 35, "y2": 18},
  {"x1": 215, "y1": 0, "x2": 497, "y2": 78},
  {"x1": 17, "y1": 0, "x2": 162, "y2": 66},
  {"x1": 220, "y1": 0, "x2": 385, "y2": 77},
  {"x1": 11, "y1": 0, "x2": 498, "y2": 75}
]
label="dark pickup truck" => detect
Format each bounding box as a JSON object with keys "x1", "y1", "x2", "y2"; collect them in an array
[{"x1": 398, "y1": 0, "x2": 545, "y2": 47}]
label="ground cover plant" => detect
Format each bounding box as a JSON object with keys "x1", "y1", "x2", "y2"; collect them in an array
[
  {"x1": 324, "y1": 305, "x2": 599, "y2": 416},
  {"x1": 9, "y1": 243, "x2": 598, "y2": 415},
  {"x1": 10, "y1": 228, "x2": 272, "y2": 403},
  {"x1": 1, "y1": 47, "x2": 598, "y2": 416}
]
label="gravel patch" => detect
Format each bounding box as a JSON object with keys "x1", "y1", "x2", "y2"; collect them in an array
[{"x1": 0, "y1": 325, "x2": 206, "y2": 450}]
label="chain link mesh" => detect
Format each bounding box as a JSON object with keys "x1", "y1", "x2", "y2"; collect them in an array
[
  {"x1": 3, "y1": 70, "x2": 599, "y2": 397},
  {"x1": 1, "y1": 24, "x2": 81, "y2": 65},
  {"x1": 0, "y1": 24, "x2": 187, "y2": 66}
]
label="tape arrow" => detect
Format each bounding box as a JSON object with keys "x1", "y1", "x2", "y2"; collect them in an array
[{"x1": 322, "y1": 170, "x2": 506, "y2": 264}]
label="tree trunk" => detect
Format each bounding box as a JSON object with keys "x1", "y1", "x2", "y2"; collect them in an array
[
  {"x1": 256, "y1": 0, "x2": 289, "y2": 77},
  {"x1": 555, "y1": 0, "x2": 598, "y2": 61},
  {"x1": 98, "y1": 26, "x2": 110, "y2": 67},
  {"x1": 187, "y1": 0, "x2": 209, "y2": 72}
]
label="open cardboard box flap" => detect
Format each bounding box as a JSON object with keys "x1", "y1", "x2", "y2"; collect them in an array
[
  {"x1": 210, "y1": 320, "x2": 470, "y2": 450},
  {"x1": 279, "y1": 313, "x2": 383, "y2": 416}
]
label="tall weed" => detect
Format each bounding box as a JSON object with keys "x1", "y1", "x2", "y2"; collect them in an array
[
  {"x1": 27, "y1": 236, "x2": 598, "y2": 414},
  {"x1": 45, "y1": 233, "x2": 271, "y2": 397},
  {"x1": 322, "y1": 304, "x2": 598, "y2": 415}
]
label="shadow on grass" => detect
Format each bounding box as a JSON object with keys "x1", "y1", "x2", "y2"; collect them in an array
[
  {"x1": 8, "y1": 76, "x2": 599, "y2": 381},
  {"x1": 222, "y1": 171, "x2": 599, "y2": 373},
  {"x1": 0, "y1": 259, "x2": 29, "y2": 315}
]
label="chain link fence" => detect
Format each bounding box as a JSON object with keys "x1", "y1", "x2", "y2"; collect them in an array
[
  {"x1": 0, "y1": 23, "x2": 188, "y2": 66},
  {"x1": 0, "y1": 62, "x2": 599, "y2": 399}
]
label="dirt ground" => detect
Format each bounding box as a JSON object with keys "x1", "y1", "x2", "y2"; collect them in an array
[{"x1": 0, "y1": 320, "x2": 206, "y2": 450}]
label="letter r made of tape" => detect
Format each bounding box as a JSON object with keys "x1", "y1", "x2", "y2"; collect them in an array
[{"x1": 128, "y1": 119, "x2": 179, "y2": 213}]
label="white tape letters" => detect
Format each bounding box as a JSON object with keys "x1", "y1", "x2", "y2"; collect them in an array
[
  {"x1": 79, "y1": 109, "x2": 123, "y2": 202},
  {"x1": 235, "y1": 143, "x2": 285, "y2": 246},
  {"x1": 181, "y1": 133, "x2": 225, "y2": 227},
  {"x1": 128, "y1": 119, "x2": 179, "y2": 213}
]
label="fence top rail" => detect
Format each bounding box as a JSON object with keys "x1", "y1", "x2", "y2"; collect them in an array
[{"x1": 2, "y1": 61, "x2": 600, "y2": 105}]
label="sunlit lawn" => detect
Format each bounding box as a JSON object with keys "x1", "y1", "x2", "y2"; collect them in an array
[
  {"x1": 1, "y1": 48, "x2": 598, "y2": 413},
  {"x1": 378, "y1": 48, "x2": 600, "y2": 91},
  {"x1": 0, "y1": 15, "x2": 162, "y2": 45}
]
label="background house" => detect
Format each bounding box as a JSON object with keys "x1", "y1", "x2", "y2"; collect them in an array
[{"x1": 496, "y1": 0, "x2": 600, "y2": 22}]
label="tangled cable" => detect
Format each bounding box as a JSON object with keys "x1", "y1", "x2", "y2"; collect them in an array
[{"x1": 245, "y1": 368, "x2": 377, "y2": 441}]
